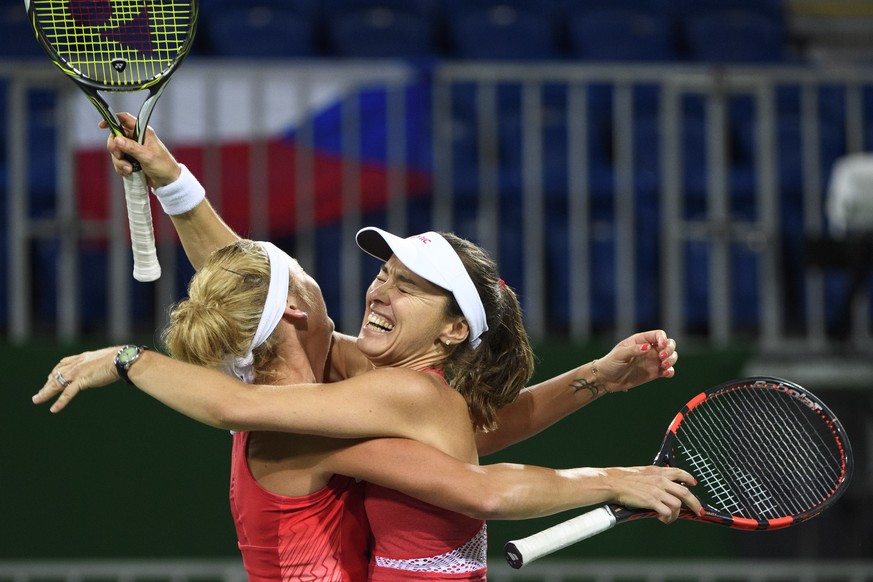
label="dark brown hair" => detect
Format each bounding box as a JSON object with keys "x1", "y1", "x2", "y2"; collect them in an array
[{"x1": 438, "y1": 232, "x2": 535, "y2": 431}]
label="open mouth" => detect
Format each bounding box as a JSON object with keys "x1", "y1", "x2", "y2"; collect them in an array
[{"x1": 366, "y1": 312, "x2": 395, "y2": 333}]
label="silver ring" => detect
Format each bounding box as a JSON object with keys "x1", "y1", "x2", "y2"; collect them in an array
[{"x1": 54, "y1": 371, "x2": 70, "y2": 388}]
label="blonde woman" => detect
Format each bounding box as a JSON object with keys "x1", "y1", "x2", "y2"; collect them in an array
[{"x1": 36, "y1": 235, "x2": 699, "y2": 581}]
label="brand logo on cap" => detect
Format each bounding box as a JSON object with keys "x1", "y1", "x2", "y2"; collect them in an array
[{"x1": 411, "y1": 234, "x2": 432, "y2": 245}]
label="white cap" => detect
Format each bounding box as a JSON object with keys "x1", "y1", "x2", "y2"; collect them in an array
[{"x1": 356, "y1": 227, "x2": 488, "y2": 348}]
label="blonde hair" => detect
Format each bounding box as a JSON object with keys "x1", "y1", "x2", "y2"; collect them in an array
[
  {"x1": 162, "y1": 240, "x2": 295, "y2": 383},
  {"x1": 439, "y1": 233, "x2": 535, "y2": 432}
]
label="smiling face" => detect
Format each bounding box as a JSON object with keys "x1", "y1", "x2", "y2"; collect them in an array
[{"x1": 357, "y1": 256, "x2": 469, "y2": 370}]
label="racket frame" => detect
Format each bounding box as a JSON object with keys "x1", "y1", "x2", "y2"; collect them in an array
[
  {"x1": 505, "y1": 376, "x2": 853, "y2": 569},
  {"x1": 25, "y1": 0, "x2": 199, "y2": 281}
]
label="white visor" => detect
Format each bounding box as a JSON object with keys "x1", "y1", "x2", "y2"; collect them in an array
[{"x1": 356, "y1": 227, "x2": 488, "y2": 348}]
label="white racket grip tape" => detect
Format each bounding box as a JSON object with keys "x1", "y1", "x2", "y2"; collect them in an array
[
  {"x1": 504, "y1": 506, "x2": 617, "y2": 569},
  {"x1": 123, "y1": 172, "x2": 161, "y2": 282}
]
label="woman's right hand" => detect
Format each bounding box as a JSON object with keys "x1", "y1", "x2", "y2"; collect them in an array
[
  {"x1": 605, "y1": 465, "x2": 701, "y2": 524},
  {"x1": 32, "y1": 346, "x2": 124, "y2": 413},
  {"x1": 100, "y1": 112, "x2": 181, "y2": 188}
]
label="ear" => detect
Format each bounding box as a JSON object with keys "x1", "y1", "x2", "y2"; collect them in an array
[
  {"x1": 284, "y1": 304, "x2": 309, "y2": 322},
  {"x1": 439, "y1": 318, "x2": 469, "y2": 346}
]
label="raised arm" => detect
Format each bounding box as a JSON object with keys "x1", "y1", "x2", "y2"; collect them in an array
[
  {"x1": 478, "y1": 330, "x2": 678, "y2": 455},
  {"x1": 102, "y1": 113, "x2": 239, "y2": 269}
]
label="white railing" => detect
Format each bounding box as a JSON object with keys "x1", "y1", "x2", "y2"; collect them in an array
[
  {"x1": 3, "y1": 60, "x2": 873, "y2": 353},
  {"x1": 0, "y1": 560, "x2": 871, "y2": 582}
]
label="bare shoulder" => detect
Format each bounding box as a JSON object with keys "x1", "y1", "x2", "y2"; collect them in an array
[{"x1": 353, "y1": 367, "x2": 455, "y2": 402}]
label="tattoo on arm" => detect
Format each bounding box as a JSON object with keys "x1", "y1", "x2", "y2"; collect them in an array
[
  {"x1": 570, "y1": 376, "x2": 601, "y2": 399},
  {"x1": 570, "y1": 360, "x2": 602, "y2": 399}
]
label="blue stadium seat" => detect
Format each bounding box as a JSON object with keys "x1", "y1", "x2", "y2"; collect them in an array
[
  {"x1": 734, "y1": 114, "x2": 845, "y2": 203},
  {"x1": 677, "y1": 0, "x2": 785, "y2": 23},
  {"x1": 567, "y1": 8, "x2": 676, "y2": 62},
  {"x1": 683, "y1": 9, "x2": 787, "y2": 63},
  {"x1": 328, "y1": 6, "x2": 437, "y2": 58},
  {"x1": 204, "y1": 4, "x2": 316, "y2": 57},
  {"x1": 0, "y1": 3, "x2": 46, "y2": 58},
  {"x1": 448, "y1": 4, "x2": 559, "y2": 60},
  {"x1": 322, "y1": 0, "x2": 441, "y2": 19},
  {"x1": 34, "y1": 243, "x2": 154, "y2": 330},
  {"x1": 682, "y1": 240, "x2": 761, "y2": 332}
]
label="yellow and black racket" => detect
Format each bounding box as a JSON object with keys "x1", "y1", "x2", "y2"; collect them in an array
[{"x1": 26, "y1": 0, "x2": 198, "y2": 281}]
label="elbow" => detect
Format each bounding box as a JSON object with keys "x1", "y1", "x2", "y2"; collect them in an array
[
  {"x1": 461, "y1": 488, "x2": 519, "y2": 521},
  {"x1": 468, "y1": 493, "x2": 506, "y2": 520},
  {"x1": 207, "y1": 399, "x2": 248, "y2": 431}
]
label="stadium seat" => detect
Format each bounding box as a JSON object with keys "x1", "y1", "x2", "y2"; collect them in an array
[
  {"x1": 328, "y1": 6, "x2": 437, "y2": 58},
  {"x1": 204, "y1": 4, "x2": 316, "y2": 57},
  {"x1": 0, "y1": 3, "x2": 46, "y2": 58},
  {"x1": 677, "y1": 0, "x2": 785, "y2": 23},
  {"x1": 448, "y1": 4, "x2": 559, "y2": 60},
  {"x1": 683, "y1": 9, "x2": 787, "y2": 63},
  {"x1": 567, "y1": 8, "x2": 676, "y2": 62},
  {"x1": 322, "y1": 0, "x2": 441, "y2": 19}
]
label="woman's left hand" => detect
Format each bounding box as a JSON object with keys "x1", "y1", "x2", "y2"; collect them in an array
[
  {"x1": 32, "y1": 346, "x2": 123, "y2": 413},
  {"x1": 596, "y1": 330, "x2": 677, "y2": 394}
]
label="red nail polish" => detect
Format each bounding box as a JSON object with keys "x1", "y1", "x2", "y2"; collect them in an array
[
  {"x1": 660, "y1": 351, "x2": 667, "y2": 359},
  {"x1": 641, "y1": 344, "x2": 650, "y2": 351}
]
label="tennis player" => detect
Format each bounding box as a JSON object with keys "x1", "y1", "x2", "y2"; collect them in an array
[{"x1": 36, "y1": 235, "x2": 696, "y2": 581}]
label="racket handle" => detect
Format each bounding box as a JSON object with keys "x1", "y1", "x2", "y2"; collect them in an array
[
  {"x1": 504, "y1": 506, "x2": 617, "y2": 569},
  {"x1": 122, "y1": 171, "x2": 161, "y2": 282}
]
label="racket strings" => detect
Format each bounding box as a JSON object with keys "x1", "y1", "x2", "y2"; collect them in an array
[
  {"x1": 677, "y1": 446, "x2": 743, "y2": 514},
  {"x1": 693, "y1": 389, "x2": 833, "y2": 517},
  {"x1": 675, "y1": 384, "x2": 845, "y2": 520},
  {"x1": 699, "y1": 390, "x2": 818, "y2": 516},
  {"x1": 32, "y1": 0, "x2": 194, "y2": 86}
]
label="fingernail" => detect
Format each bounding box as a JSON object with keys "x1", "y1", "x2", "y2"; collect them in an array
[
  {"x1": 662, "y1": 360, "x2": 671, "y2": 369},
  {"x1": 641, "y1": 344, "x2": 650, "y2": 351},
  {"x1": 660, "y1": 351, "x2": 667, "y2": 359}
]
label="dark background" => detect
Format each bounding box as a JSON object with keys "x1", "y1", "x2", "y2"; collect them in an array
[{"x1": 3, "y1": 339, "x2": 867, "y2": 560}]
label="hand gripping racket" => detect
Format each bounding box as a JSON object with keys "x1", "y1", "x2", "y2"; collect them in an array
[
  {"x1": 26, "y1": 0, "x2": 199, "y2": 281},
  {"x1": 504, "y1": 376, "x2": 853, "y2": 568}
]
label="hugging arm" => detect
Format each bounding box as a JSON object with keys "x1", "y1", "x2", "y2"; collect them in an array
[
  {"x1": 34, "y1": 348, "x2": 700, "y2": 523},
  {"x1": 478, "y1": 331, "x2": 679, "y2": 455},
  {"x1": 326, "y1": 438, "x2": 700, "y2": 524},
  {"x1": 35, "y1": 348, "x2": 455, "y2": 442}
]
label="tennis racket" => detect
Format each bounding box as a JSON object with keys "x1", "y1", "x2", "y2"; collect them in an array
[
  {"x1": 504, "y1": 376, "x2": 853, "y2": 569},
  {"x1": 26, "y1": 0, "x2": 199, "y2": 282}
]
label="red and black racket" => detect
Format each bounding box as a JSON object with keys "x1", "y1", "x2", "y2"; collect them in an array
[
  {"x1": 505, "y1": 376, "x2": 853, "y2": 568},
  {"x1": 26, "y1": 0, "x2": 198, "y2": 282}
]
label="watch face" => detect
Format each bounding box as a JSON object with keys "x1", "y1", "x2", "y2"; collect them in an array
[{"x1": 118, "y1": 345, "x2": 139, "y2": 364}]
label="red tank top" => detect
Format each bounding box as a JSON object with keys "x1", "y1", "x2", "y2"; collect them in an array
[
  {"x1": 365, "y1": 483, "x2": 487, "y2": 581},
  {"x1": 229, "y1": 431, "x2": 370, "y2": 581},
  {"x1": 364, "y1": 370, "x2": 487, "y2": 581}
]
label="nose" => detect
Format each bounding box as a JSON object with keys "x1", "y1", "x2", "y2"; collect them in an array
[{"x1": 367, "y1": 279, "x2": 389, "y2": 305}]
